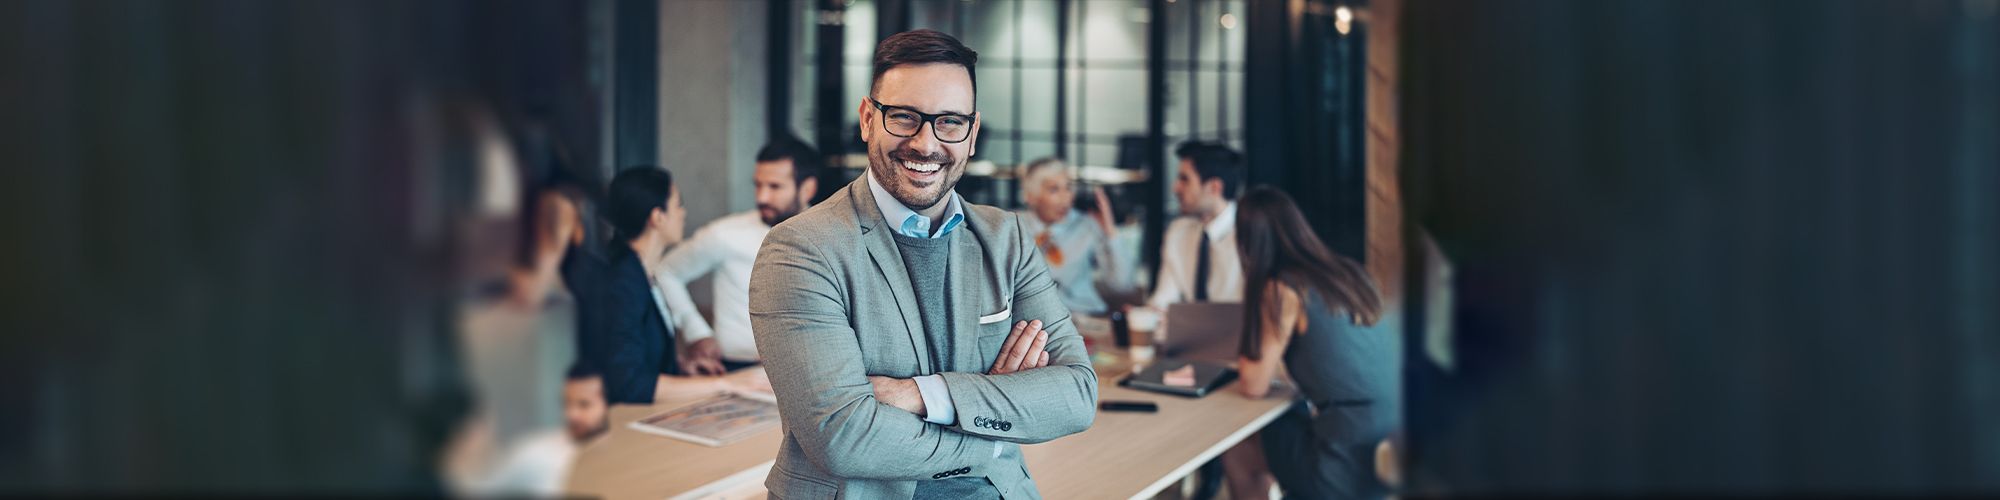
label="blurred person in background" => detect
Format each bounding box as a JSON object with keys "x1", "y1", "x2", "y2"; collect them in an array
[
  {"x1": 561, "y1": 363, "x2": 611, "y2": 443},
  {"x1": 442, "y1": 106, "x2": 597, "y2": 496},
  {"x1": 1141, "y1": 142, "x2": 1250, "y2": 499},
  {"x1": 1147, "y1": 141, "x2": 1247, "y2": 309},
  {"x1": 582, "y1": 166, "x2": 689, "y2": 404},
  {"x1": 1015, "y1": 157, "x2": 1134, "y2": 315},
  {"x1": 507, "y1": 136, "x2": 606, "y2": 312},
  {"x1": 656, "y1": 136, "x2": 822, "y2": 373},
  {"x1": 447, "y1": 362, "x2": 611, "y2": 496},
  {"x1": 1230, "y1": 186, "x2": 1397, "y2": 500}
]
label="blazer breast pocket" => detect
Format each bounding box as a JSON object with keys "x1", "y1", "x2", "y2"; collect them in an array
[
  {"x1": 977, "y1": 306, "x2": 1014, "y2": 366},
  {"x1": 977, "y1": 307, "x2": 1012, "y2": 326}
]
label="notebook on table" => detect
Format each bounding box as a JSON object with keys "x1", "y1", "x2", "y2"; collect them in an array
[{"x1": 1120, "y1": 359, "x2": 1238, "y2": 398}]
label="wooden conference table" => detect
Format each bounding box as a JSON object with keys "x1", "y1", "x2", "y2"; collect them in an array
[{"x1": 567, "y1": 347, "x2": 1293, "y2": 500}]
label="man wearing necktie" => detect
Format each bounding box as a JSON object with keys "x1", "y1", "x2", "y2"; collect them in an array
[
  {"x1": 1147, "y1": 142, "x2": 1246, "y2": 309},
  {"x1": 1143, "y1": 142, "x2": 1251, "y2": 499}
]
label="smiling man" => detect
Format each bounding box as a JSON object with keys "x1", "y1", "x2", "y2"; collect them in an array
[{"x1": 749, "y1": 30, "x2": 1099, "y2": 499}]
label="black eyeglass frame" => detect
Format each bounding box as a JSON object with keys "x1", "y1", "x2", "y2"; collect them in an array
[{"x1": 868, "y1": 97, "x2": 977, "y2": 144}]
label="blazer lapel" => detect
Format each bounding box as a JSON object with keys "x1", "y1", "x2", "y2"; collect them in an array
[
  {"x1": 948, "y1": 216, "x2": 998, "y2": 373},
  {"x1": 850, "y1": 178, "x2": 933, "y2": 374}
]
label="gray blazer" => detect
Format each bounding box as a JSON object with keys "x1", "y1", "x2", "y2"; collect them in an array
[{"x1": 749, "y1": 176, "x2": 1099, "y2": 499}]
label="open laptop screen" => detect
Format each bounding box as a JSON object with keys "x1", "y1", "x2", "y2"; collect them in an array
[{"x1": 1158, "y1": 302, "x2": 1245, "y2": 363}]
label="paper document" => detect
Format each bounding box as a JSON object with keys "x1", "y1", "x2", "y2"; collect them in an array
[{"x1": 627, "y1": 391, "x2": 780, "y2": 447}]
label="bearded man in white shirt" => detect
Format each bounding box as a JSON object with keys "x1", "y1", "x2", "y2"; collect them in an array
[{"x1": 656, "y1": 137, "x2": 821, "y2": 374}]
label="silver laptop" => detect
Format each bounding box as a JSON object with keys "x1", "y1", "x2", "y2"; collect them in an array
[{"x1": 1158, "y1": 302, "x2": 1245, "y2": 363}]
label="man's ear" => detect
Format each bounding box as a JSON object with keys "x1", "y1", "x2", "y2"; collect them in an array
[
  {"x1": 1204, "y1": 177, "x2": 1225, "y2": 199},
  {"x1": 966, "y1": 112, "x2": 980, "y2": 157},
  {"x1": 798, "y1": 177, "x2": 818, "y2": 204},
  {"x1": 857, "y1": 98, "x2": 875, "y2": 143}
]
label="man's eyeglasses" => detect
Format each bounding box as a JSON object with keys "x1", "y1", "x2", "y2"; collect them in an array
[{"x1": 869, "y1": 98, "x2": 975, "y2": 144}]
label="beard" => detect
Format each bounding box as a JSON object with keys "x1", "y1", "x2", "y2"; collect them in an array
[
  {"x1": 758, "y1": 200, "x2": 801, "y2": 227},
  {"x1": 867, "y1": 145, "x2": 963, "y2": 211},
  {"x1": 569, "y1": 414, "x2": 610, "y2": 443}
]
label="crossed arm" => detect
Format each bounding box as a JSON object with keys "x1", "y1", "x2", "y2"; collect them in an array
[
  {"x1": 863, "y1": 216, "x2": 1100, "y2": 445},
  {"x1": 866, "y1": 318, "x2": 1057, "y2": 417},
  {"x1": 926, "y1": 222, "x2": 1099, "y2": 443},
  {"x1": 749, "y1": 222, "x2": 1098, "y2": 480}
]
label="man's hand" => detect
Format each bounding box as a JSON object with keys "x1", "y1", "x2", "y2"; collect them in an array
[
  {"x1": 868, "y1": 376, "x2": 926, "y2": 415},
  {"x1": 682, "y1": 338, "x2": 726, "y2": 376},
  {"x1": 868, "y1": 319, "x2": 1054, "y2": 420},
  {"x1": 989, "y1": 320, "x2": 1051, "y2": 375}
]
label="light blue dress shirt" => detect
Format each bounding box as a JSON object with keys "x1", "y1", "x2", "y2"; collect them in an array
[
  {"x1": 867, "y1": 170, "x2": 966, "y2": 239},
  {"x1": 1016, "y1": 209, "x2": 1134, "y2": 314}
]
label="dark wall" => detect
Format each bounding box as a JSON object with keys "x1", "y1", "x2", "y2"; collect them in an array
[
  {"x1": 1402, "y1": 0, "x2": 2000, "y2": 494},
  {"x1": 0, "y1": 0, "x2": 598, "y2": 492},
  {"x1": 1245, "y1": 0, "x2": 1368, "y2": 261}
]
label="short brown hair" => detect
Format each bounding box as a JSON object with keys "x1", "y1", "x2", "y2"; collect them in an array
[{"x1": 871, "y1": 29, "x2": 979, "y2": 100}]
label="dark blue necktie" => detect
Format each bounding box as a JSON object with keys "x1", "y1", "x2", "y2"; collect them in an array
[{"x1": 1194, "y1": 231, "x2": 1211, "y2": 302}]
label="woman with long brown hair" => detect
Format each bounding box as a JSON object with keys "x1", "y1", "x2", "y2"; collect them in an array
[{"x1": 1232, "y1": 185, "x2": 1400, "y2": 499}]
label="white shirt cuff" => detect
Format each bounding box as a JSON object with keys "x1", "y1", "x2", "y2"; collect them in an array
[{"x1": 911, "y1": 374, "x2": 956, "y2": 425}]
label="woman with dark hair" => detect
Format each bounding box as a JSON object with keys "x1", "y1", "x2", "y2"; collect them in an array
[
  {"x1": 578, "y1": 166, "x2": 688, "y2": 404},
  {"x1": 1232, "y1": 185, "x2": 1399, "y2": 499}
]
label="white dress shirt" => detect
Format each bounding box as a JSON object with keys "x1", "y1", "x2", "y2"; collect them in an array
[
  {"x1": 1147, "y1": 201, "x2": 1244, "y2": 309},
  {"x1": 657, "y1": 210, "x2": 771, "y2": 363}
]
